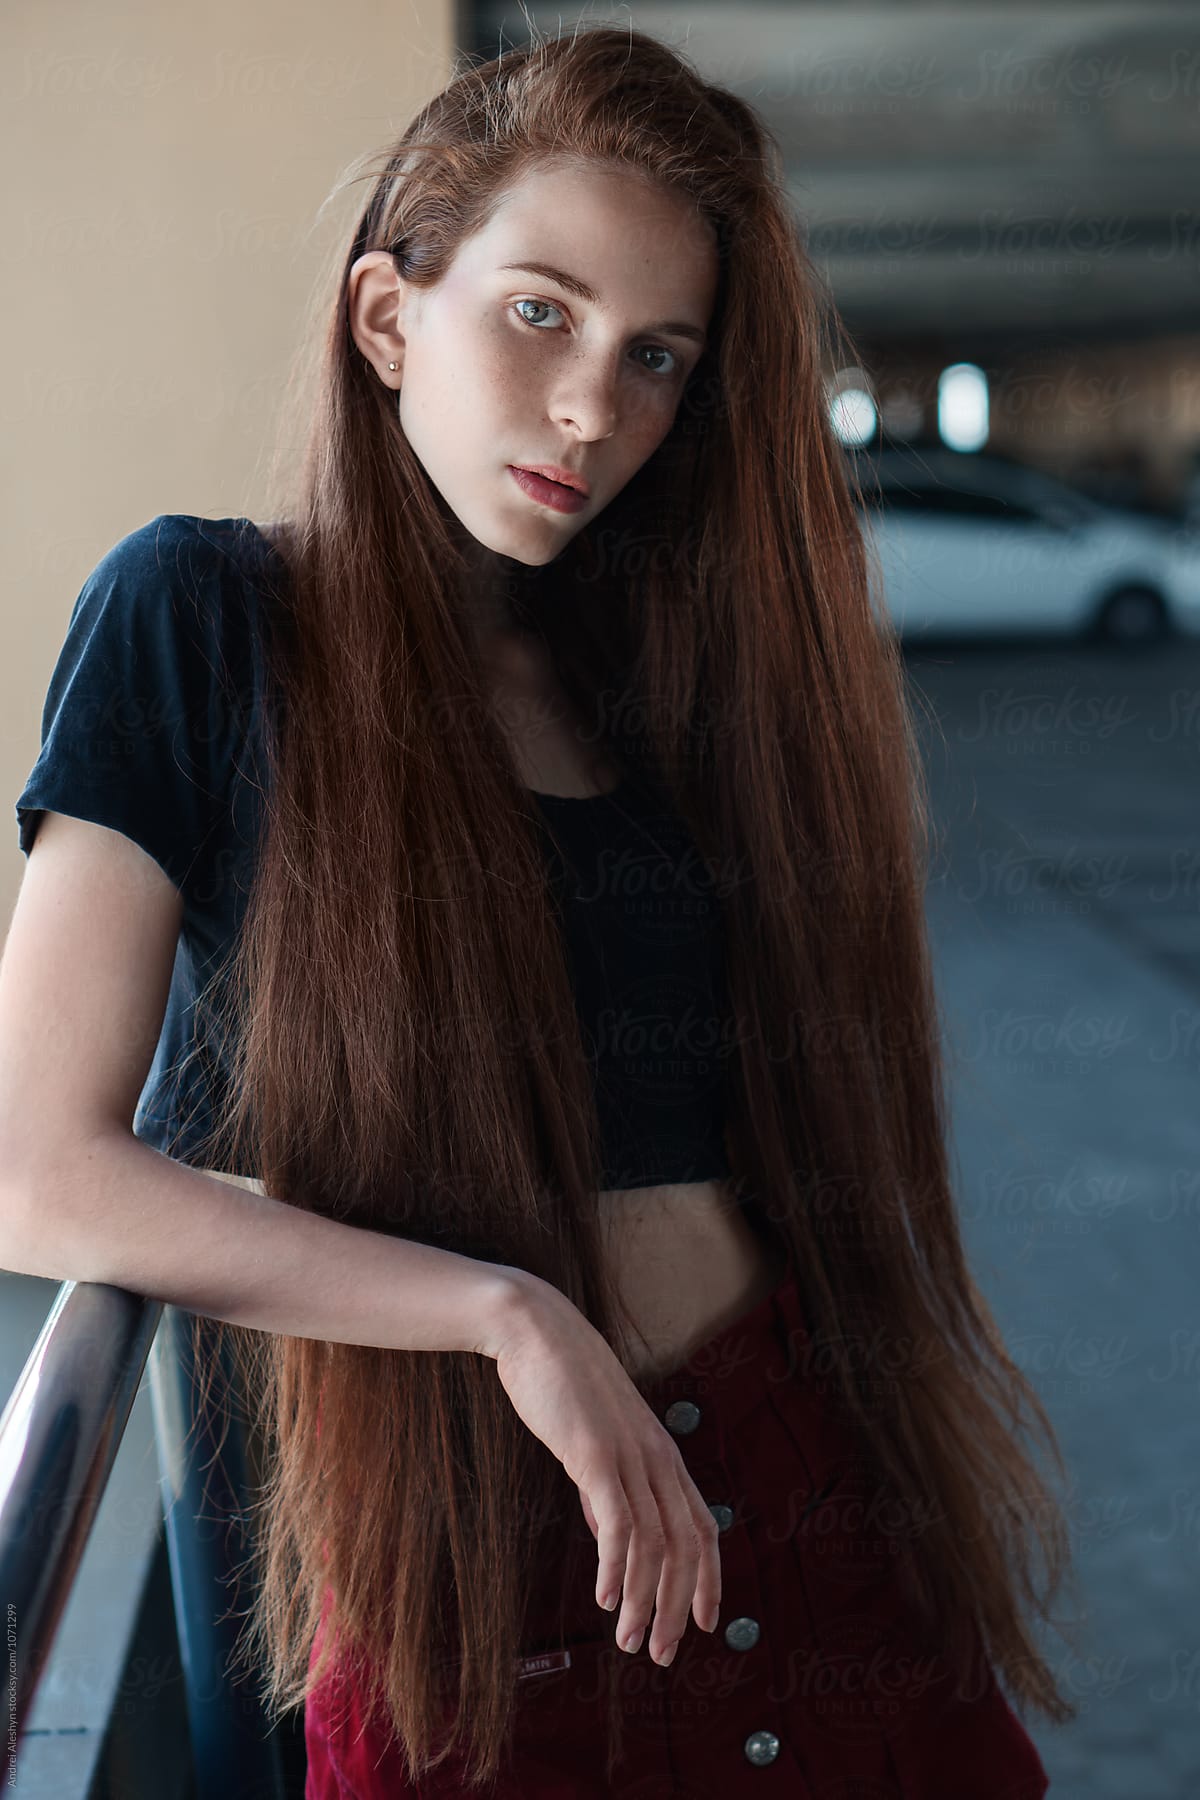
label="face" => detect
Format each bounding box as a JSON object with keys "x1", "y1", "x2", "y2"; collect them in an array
[{"x1": 347, "y1": 160, "x2": 719, "y2": 568}]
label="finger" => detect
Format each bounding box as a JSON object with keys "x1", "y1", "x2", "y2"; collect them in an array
[
  {"x1": 586, "y1": 1468, "x2": 633, "y2": 1613},
  {"x1": 614, "y1": 1482, "x2": 668, "y2": 1654},
  {"x1": 579, "y1": 1487, "x2": 600, "y2": 1543},
  {"x1": 645, "y1": 1476, "x2": 708, "y2": 1663},
  {"x1": 685, "y1": 1492, "x2": 722, "y2": 1631}
]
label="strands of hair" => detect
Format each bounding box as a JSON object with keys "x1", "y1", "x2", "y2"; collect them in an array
[{"x1": 183, "y1": 19, "x2": 1081, "y2": 1791}]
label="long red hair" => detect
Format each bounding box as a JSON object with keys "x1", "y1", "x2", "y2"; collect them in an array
[{"x1": 185, "y1": 21, "x2": 1081, "y2": 1788}]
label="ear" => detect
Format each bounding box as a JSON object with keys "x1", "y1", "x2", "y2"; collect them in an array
[{"x1": 347, "y1": 250, "x2": 411, "y2": 384}]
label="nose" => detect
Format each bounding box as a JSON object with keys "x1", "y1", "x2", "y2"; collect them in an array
[{"x1": 548, "y1": 355, "x2": 621, "y2": 442}]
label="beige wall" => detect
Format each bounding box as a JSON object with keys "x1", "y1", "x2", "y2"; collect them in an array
[{"x1": 3, "y1": 1, "x2": 456, "y2": 921}]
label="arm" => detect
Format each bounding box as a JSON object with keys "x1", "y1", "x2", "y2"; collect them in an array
[
  {"x1": 0, "y1": 810, "x2": 521, "y2": 1358},
  {"x1": 2, "y1": 1135, "x2": 521, "y2": 1356}
]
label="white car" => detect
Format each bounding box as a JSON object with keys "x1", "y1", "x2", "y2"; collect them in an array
[{"x1": 850, "y1": 448, "x2": 1200, "y2": 644}]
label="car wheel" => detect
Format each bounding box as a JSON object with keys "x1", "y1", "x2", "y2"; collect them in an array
[{"x1": 1091, "y1": 585, "x2": 1170, "y2": 645}]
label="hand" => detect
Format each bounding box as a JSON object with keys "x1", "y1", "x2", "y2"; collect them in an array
[{"x1": 486, "y1": 1272, "x2": 722, "y2": 1666}]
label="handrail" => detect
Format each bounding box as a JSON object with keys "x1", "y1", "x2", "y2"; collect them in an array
[
  {"x1": 0, "y1": 1281, "x2": 287, "y2": 1798},
  {"x1": 0, "y1": 1280, "x2": 161, "y2": 1786}
]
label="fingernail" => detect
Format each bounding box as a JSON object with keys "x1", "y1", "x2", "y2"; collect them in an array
[
  {"x1": 623, "y1": 1627, "x2": 644, "y2": 1654},
  {"x1": 599, "y1": 1592, "x2": 618, "y2": 1611},
  {"x1": 657, "y1": 1640, "x2": 679, "y2": 1667}
]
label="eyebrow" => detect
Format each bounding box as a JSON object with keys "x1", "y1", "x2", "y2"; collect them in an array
[{"x1": 497, "y1": 261, "x2": 708, "y2": 348}]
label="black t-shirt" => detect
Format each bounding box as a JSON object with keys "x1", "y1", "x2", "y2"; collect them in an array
[
  {"x1": 15, "y1": 514, "x2": 276, "y2": 1171},
  {"x1": 15, "y1": 514, "x2": 732, "y2": 1188}
]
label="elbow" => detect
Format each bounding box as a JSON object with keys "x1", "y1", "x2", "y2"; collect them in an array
[
  {"x1": 0, "y1": 1135, "x2": 114, "y2": 1285},
  {"x1": 0, "y1": 1157, "x2": 62, "y2": 1280}
]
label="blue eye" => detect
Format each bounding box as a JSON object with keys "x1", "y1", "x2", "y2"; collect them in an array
[{"x1": 511, "y1": 298, "x2": 678, "y2": 378}]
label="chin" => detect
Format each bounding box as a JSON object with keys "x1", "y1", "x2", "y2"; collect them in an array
[
  {"x1": 457, "y1": 504, "x2": 584, "y2": 568},
  {"x1": 499, "y1": 532, "x2": 578, "y2": 570}
]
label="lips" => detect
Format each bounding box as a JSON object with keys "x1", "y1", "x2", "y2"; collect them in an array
[
  {"x1": 508, "y1": 466, "x2": 589, "y2": 515},
  {"x1": 514, "y1": 463, "x2": 590, "y2": 498}
]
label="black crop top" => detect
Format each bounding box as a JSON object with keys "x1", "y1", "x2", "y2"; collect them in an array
[
  {"x1": 530, "y1": 779, "x2": 733, "y2": 1189},
  {"x1": 13, "y1": 515, "x2": 733, "y2": 1192}
]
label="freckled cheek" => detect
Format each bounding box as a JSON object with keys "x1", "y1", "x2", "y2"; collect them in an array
[
  {"x1": 477, "y1": 372, "x2": 531, "y2": 442},
  {"x1": 468, "y1": 328, "x2": 531, "y2": 414},
  {"x1": 623, "y1": 390, "x2": 680, "y2": 455}
]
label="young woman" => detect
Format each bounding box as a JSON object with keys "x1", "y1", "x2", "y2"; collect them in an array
[{"x1": 8, "y1": 22, "x2": 1081, "y2": 1800}]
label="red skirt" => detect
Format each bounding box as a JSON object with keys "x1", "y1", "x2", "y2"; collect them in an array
[{"x1": 304, "y1": 1245, "x2": 1051, "y2": 1798}]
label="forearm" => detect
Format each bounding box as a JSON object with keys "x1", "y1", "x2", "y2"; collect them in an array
[{"x1": 1, "y1": 1130, "x2": 520, "y2": 1357}]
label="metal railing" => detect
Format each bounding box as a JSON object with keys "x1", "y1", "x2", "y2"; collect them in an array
[{"x1": 1, "y1": 1281, "x2": 287, "y2": 1800}]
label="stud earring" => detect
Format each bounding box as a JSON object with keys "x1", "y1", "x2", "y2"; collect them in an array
[{"x1": 387, "y1": 361, "x2": 399, "y2": 371}]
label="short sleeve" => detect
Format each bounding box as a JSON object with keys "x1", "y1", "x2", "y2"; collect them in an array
[{"x1": 14, "y1": 514, "x2": 257, "y2": 899}]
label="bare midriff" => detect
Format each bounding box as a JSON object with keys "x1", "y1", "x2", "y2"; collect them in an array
[{"x1": 595, "y1": 1177, "x2": 787, "y2": 1382}]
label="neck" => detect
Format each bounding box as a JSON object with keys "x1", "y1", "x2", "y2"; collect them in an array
[{"x1": 458, "y1": 537, "x2": 536, "y2": 657}]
